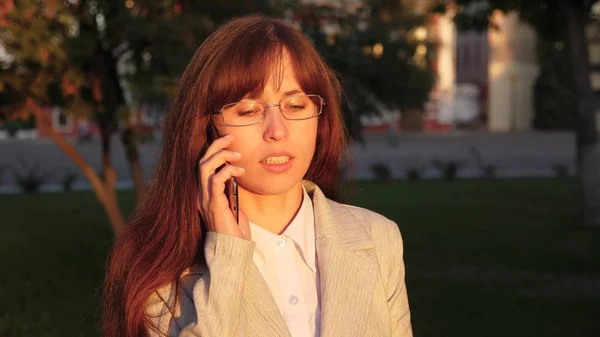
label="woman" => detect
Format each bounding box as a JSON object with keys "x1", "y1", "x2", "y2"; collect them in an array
[{"x1": 102, "y1": 14, "x2": 412, "y2": 337}]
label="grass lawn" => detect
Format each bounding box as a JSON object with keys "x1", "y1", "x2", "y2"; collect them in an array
[{"x1": 1, "y1": 178, "x2": 599, "y2": 336}]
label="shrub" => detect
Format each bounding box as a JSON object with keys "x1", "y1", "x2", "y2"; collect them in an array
[
  {"x1": 370, "y1": 162, "x2": 392, "y2": 182},
  {"x1": 405, "y1": 167, "x2": 422, "y2": 181},
  {"x1": 432, "y1": 159, "x2": 462, "y2": 181},
  {"x1": 10, "y1": 156, "x2": 52, "y2": 194},
  {"x1": 61, "y1": 171, "x2": 78, "y2": 192},
  {"x1": 552, "y1": 164, "x2": 569, "y2": 178},
  {"x1": 469, "y1": 146, "x2": 497, "y2": 179}
]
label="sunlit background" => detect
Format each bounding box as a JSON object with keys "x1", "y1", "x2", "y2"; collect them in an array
[{"x1": 0, "y1": 1, "x2": 599, "y2": 336}]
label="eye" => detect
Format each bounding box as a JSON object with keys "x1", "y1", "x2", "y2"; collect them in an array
[
  {"x1": 284, "y1": 96, "x2": 311, "y2": 111},
  {"x1": 289, "y1": 104, "x2": 306, "y2": 110},
  {"x1": 235, "y1": 103, "x2": 262, "y2": 116}
]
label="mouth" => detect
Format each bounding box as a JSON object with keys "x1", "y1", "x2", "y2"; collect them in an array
[
  {"x1": 260, "y1": 152, "x2": 294, "y2": 173},
  {"x1": 262, "y1": 155, "x2": 291, "y2": 165}
]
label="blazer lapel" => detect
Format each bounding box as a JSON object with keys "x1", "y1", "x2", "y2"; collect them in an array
[{"x1": 304, "y1": 181, "x2": 379, "y2": 337}]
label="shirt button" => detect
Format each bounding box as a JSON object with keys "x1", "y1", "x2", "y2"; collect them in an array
[
  {"x1": 277, "y1": 239, "x2": 287, "y2": 248},
  {"x1": 289, "y1": 295, "x2": 298, "y2": 305}
]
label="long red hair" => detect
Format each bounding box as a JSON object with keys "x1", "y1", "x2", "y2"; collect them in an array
[{"x1": 102, "y1": 14, "x2": 348, "y2": 337}]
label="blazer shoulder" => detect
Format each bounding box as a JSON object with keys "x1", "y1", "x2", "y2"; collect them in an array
[
  {"x1": 336, "y1": 202, "x2": 404, "y2": 250},
  {"x1": 337, "y1": 203, "x2": 407, "y2": 296},
  {"x1": 340, "y1": 203, "x2": 400, "y2": 232}
]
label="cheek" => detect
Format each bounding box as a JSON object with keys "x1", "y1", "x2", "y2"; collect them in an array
[
  {"x1": 295, "y1": 121, "x2": 318, "y2": 156},
  {"x1": 307, "y1": 120, "x2": 319, "y2": 146},
  {"x1": 226, "y1": 130, "x2": 260, "y2": 164}
]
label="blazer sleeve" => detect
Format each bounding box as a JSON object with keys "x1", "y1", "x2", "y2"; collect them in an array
[
  {"x1": 146, "y1": 232, "x2": 255, "y2": 337},
  {"x1": 382, "y1": 219, "x2": 413, "y2": 337},
  {"x1": 145, "y1": 287, "x2": 183, "y2": 336}
]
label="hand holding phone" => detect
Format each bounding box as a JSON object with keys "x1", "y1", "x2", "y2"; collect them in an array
[{"x1": 196, "y1": 134, "x2": 250, "y2": 240}]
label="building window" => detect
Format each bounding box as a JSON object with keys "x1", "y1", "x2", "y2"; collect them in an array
[{"x1": 52, "y1": 107, "x2": 73, "y2": 132}]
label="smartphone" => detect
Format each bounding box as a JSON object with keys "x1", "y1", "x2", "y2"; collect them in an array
[{"x1": 225, "y1": 176, "x2": 239, "y2": 224}]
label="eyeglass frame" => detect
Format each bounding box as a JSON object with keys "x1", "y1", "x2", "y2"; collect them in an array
[{"x1": 212, "y1": 94, "x2": 326, "y2": 127}]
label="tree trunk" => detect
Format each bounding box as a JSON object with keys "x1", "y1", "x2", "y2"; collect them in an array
[
  {"x1": 122, "y1": 126, "x2": 147, "y2": 202},
  {"x1": 32, "y1": 109, "x2": 127, "y2": 234},
  {"x1": 128, "y1": 157, "x2": 146, "y2": 201},
  {"x1": 100, "y1": 43, "x2": 147, "y2": 203},
  {"x1": 564, "y1": 3, "x2": 600, "y2": 227},
  {"x1": 97, "y1": 113, "x2": 127, "y2": 234}
]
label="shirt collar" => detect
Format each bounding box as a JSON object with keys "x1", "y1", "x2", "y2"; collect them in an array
[
  {"x1": 248, "y1": 185, "x2": 317, "y2": 272},
  {"x1": 282, "y1": 186, "x2": 316, "y2": 272}
]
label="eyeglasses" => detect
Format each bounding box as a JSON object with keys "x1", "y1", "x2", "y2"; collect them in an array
[{"x1": 213, "y1": 94, "x2": 325, "y2": 127}]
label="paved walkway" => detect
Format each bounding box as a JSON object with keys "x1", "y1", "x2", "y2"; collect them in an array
[
  {"x1": 0, "y1": 131, "x2": 576, "y2": 193},
  {"x1": 353, "y1": 131, "x2": 576, "y2": 178}
]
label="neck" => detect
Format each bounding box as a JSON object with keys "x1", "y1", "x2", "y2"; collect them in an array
[{"x1": 239, "y1": 181, "x2": 304, "y2": 234}]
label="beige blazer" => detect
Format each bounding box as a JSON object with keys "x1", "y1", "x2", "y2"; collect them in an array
[{"x1": 146, "y1": 181, "x2": 413, "y2": 337}]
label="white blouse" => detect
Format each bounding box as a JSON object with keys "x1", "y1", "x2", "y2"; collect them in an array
[{"x1": 248, "y1": 187, "x2": 320, "y2": 337}]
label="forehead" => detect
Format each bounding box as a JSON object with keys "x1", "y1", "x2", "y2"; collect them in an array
[{"x1": 245, "y1": 49, "x2": 301, "y2": 99}]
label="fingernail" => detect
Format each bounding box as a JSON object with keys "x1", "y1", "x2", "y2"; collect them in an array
[
  {"x1": 224, "y1": 134, "x2": 232, "y2": 138},
  {"x1": 232, "y1": 151, "x2": 241, "y2": 157},
  {"x1": 237, "y1": 166, "x2": 245, "y2": 171}
]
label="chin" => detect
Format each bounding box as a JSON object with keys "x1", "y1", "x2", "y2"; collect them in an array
[{"x1": 239, "y1": 173, "x2": 304, "y2": 196}]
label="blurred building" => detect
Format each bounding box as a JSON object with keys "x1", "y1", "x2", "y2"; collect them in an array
[
  {"x1": 417, "y1": 2, "x2": 539, "y2": 133},
  {"x1": 423, "y1": 3, "x2": 456, "y2": 132},
  {"x1": 453, "y1": 23, "x2": 488, "y2": 127},
  {"x1": 486, "y1": 10, "x2": 538, "y2": 131}
]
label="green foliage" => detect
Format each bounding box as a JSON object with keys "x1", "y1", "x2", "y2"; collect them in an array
[
  {"x1": 1, "y1": 0, "x2": 434, "y2": 143},
  {"x1": 1, "y1": 114, "x2": 36, "y2": 135},
  {"x1": 122, "y1": 1, "x2": 281, "y2": 104},
  {"x1": 0, "y1": 0, "x2": 92, "y2": 118},
  {"x1": 532, "y1": 40, "x2": 577, "y2": 130},
  {"x1": 0, "y1": 0, "x2": 281, "y2": 121},
  {"x1": 292, "y1": 0, "x2": 435, "y2": 138}
]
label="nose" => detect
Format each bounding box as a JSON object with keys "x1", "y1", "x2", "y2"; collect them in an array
[{"x1": 262, "y1": 105, "x2": 289, "y2": 142}]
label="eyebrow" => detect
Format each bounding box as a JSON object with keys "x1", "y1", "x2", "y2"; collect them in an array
[
  {"x1": 282, "y1": 89, "x2": 303, "y2": 97},
  {"x1": 244, "y1": 89, "x2": 304, "y2": 100}
]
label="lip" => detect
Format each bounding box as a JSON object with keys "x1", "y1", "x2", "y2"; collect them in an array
[
  {"x1": 260, "y1": 151, "x2": 294, "y2": 162},
  {"x1": 260, "y1": 152, "x2": 294, "y2": 173}
]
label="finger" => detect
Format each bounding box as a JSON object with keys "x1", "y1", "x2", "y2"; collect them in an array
[
  {"x1": 206, "y1": 165, "x2": 244, "y2": 211},
  {"x1": 199, "y1": 149, "x2": 242, "y2": 169},
  {"x1": 199, "y1": 150, "x2": 242, "y2": 203},
  {"x1": 200, "y1": 134, "x2": 235, "y2": 163}
]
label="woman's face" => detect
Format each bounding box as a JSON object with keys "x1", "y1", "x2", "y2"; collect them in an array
[{"x1": 213, "y1": 52, "x2": 318, "y2": 196}]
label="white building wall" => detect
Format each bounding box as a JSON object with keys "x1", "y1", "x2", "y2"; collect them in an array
[{"x1": 487, "y1": 11, "x2": 539, "y2": 131}]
